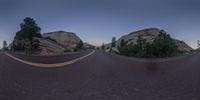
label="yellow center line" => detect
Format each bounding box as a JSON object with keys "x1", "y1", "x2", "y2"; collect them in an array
[{"x1": 5, "y1": 50, "x2": 95, "y2": 68}]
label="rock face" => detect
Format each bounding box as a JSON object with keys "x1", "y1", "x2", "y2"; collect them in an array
[
  {"x1": 43, "y1": 31, "x2": 81, "y2": 51},
  {"x1": 11, "y1": 37, "x2": 66, "y2": 55},
  {"x1": 36, "y1": 38, "x2": 66, "y2": 55},
  {"x1": 11, "y1": 31, "x2": 82, "y2": 55},
  {"x1": 116, "y1": 28, "x2": 160, "y2": 46},
  {"x1": 106, "y1": 28, "x2": 193, "y2": 52},
  {"x1": 83, "y1": 43, "x2": 95, "y2": 49},
  {"x1": 175, "y1": 40, "x2": 193, "y2": 52}
]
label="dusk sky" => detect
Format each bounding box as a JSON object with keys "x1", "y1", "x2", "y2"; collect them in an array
[{"x1": 0, "y1": 0, "x2": 200, "y2": 48}]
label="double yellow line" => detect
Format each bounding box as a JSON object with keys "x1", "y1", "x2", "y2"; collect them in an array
[{"x1": 5, "y1": 50, "x2": 95, "y2": 68}]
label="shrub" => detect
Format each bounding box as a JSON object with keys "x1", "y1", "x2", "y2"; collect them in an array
[{"x1": 74, "y1": 40, "x2": 85, "y2": 52}]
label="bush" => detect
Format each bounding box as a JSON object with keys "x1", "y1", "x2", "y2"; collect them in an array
[
  {"x1": 74, "y1": 40, "x2": 85, "y2": 52},
  {"x1": 151, "y1": 33, "x2": 178, "y2": 57}
]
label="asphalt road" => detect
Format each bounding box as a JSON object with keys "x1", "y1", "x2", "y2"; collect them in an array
[{"x1": 0, "y1": 50, "x2": 200, "y2": 100}]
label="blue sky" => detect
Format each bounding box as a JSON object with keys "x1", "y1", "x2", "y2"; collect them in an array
[{"x1": 0, "y1": 0, "x2": 200, "y2": 48}]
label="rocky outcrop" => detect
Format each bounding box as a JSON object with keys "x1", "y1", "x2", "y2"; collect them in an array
[
  {"x1": 116, "y1": 28, "x2": 160, "y2": 46},
  {"x1": 106, "y1": 28, "x2": 193, "y2": 52},
  {"x1": 11, "y1": 31, "x2": 82, "y2": 55},
  {"x1": 175, "y1": 40, "x2": 193, "y2": 52},
  {"x1": 35, "y1": 38, "x2": 66, "y2": 55},
  {"x1": 43, "y1": 31, "x2": 81, "y2": 51}
]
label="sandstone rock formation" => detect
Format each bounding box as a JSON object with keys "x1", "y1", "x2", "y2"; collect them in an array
[
  {"x1": 11, "y1": 31, "x2": 82, "y2": 55},
  {"x1": 36, "y1": 38, "x2": 66, "y2": 55},
  {"x1": 105, "y1": 28, "x2": 193, "y2": 52},
  {"x1": 116, "y1": 28, "x2": 160, "y2": 46},
  {"x1": 175, "y1": 40, "x2": 193, "y2": 52},
  {"x1": 43, "y1": 31, "x2": 81, "y2": 51}
]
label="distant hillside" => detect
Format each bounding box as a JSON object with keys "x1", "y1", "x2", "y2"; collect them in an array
[{"x1": 105, "y1": 28, "x2": 193, "y2": 52}]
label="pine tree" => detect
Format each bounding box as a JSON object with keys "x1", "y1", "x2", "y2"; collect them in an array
[
  {"x1": 12, "y1": 17, "x2": 41, "y2": 52},
  {"x1": 2, "y1": 40, "x2": 7, "y2": 51},
  {"x1": 74, "y1": 40, "x2": 84, "y2": 52},
  {"x1": 111, "y1": 37, "x2": 116, "y2": 47}
]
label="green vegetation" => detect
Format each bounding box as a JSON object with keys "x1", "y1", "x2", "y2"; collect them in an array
[
  {"x1": 118, "y1": 33, "x2": 178, "y2": 58},
  {"x1": 196, "y1": 48, "x2": 200, "y2": 52},
  {"x1": 110, "y1": 37, "x2": 116, "y2": 51},
  {"x1": 74, "y1": 40, "x2": 85, "y2": 52},
  {"x1": 111, "y1": 37, "x2": 116, "y2": 48},
  {"x1": 12, "y1": 17, "x2": 41, "y2": 52}
]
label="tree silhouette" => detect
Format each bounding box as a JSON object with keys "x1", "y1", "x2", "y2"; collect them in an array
[
  {"x1": 3, "y1": 40, "x2": 7, "y2": 51},
  {"x1": 111, "y1": 37, "x2": 116, "y2": 47},
  {"x1": 74, "y1": 40, "x2": 84, "y2": 52}
]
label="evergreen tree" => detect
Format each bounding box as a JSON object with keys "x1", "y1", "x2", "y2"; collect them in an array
[
  {"x1": 152, "y1": 33, "x2": 178, "y2": 57},
  {"x1": 111, "y1": 37, "x2": 116, "y2": 47},
  {"x1": 12, "y1": 17, "x2": 41, "y2": 52},
  {"x1": 118, "y1": 39, "x2": 129, "y2": 56},
  {"x1": 74, "y1": 40, "x2": 84, "y2": 52},
  {"x1": 120, "y1": 39, "x2": 126, "y2": 47},
  {"x1": 2, "y1": 40, "x2": 7, "y2": 51}
]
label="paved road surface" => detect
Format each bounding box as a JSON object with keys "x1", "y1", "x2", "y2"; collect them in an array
[{"x1": 0, "y1": 50, "x2": 200, "y2": 100}]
